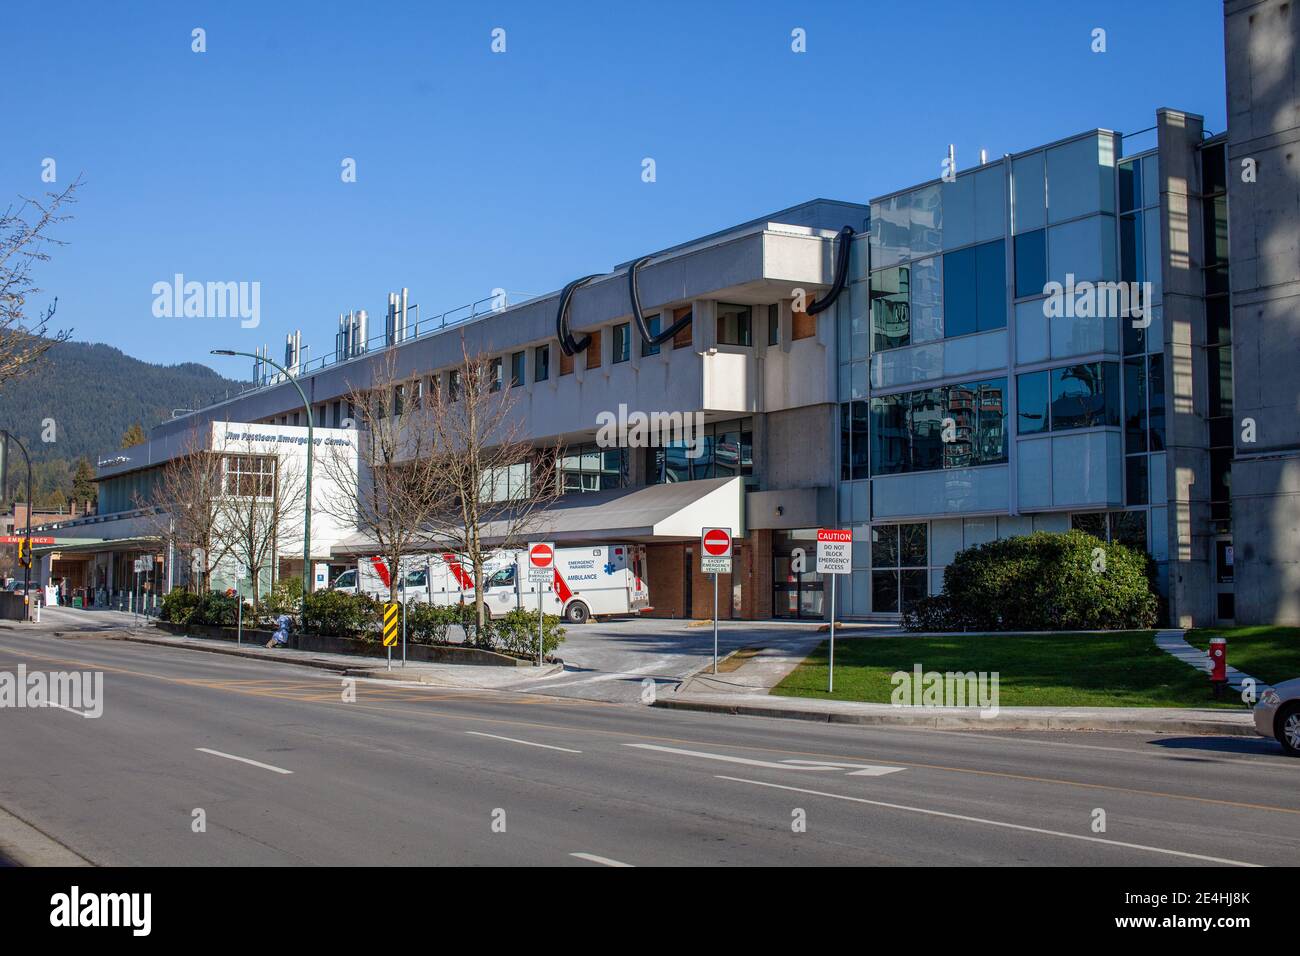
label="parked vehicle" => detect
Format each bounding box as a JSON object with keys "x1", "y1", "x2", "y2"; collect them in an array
[
  {"x1": 332, "y1": 552, "x2": 512, "y2": 606},
  {"x1": 1255, "y1": 678, "x2": 1300, "y2": 757},
  {"x1": 478, "y1": 544, "x2": 650, "y2": 623}
]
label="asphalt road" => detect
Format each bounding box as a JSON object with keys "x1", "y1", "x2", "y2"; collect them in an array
[{"x1": 1, "y1": 613, "x2": 1298, "y2": 866}]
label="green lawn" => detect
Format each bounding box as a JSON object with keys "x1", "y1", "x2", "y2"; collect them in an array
[
  {"x1": 772, "y1": 632, "x2": 1247, "y2": 709},
  {"x1": 1185, "y1": 627, "x2": 1300, "y2": 687}
]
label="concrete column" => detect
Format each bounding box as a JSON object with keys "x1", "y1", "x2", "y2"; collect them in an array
[{"x1": 1156, "y1": 107, "x2": 1213, "y2": 627}]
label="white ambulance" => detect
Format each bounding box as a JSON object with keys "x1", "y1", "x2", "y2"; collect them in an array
[
  {"x1": 332, "y1": 552, "x2": 513, "y2": 606},
  {"x1": 478, "y1": 544, "x2": 650, "y2": 623}
]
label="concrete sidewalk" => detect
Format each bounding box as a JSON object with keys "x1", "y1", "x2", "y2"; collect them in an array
[
  {"x1": 1155, "y1": 629, "x2": 1267, "y2": 693},
  {"x1": 113, "y1": 630, "x2": 562, "y2": 687},
  {"x1": 655, "y1": 692, "x2": 1256, "y2": 735}
]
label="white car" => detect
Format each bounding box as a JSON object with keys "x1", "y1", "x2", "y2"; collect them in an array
[{"x1": 1254, "y1": 677, "x2": 1300, "y2": 757}]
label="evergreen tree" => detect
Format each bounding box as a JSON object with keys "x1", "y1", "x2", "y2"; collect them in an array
[
  {"x1": 121, "y1": 423, "x2": 146, "y2": 448},
  {"x1": 72, "y1": 457, "x2": 96, "y2": 506}
]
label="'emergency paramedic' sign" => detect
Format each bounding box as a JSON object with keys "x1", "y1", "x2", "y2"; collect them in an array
[{"x1": 816, "y1": 528, "x2": 852, "y2": 575}]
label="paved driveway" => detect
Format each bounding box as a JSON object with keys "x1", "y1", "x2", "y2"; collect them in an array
[{"x1": 509, "y1": 617, "x2": 894, "y2": 702}]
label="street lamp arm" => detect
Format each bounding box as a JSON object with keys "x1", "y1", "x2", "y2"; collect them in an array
[{"x1": 210, "y1": 349, "x2": 314, "y2": 615}]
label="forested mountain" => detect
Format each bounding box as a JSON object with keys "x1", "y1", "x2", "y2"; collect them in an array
[{"x1": 0, "y1": 340, "x2": 244, "y2": 508}]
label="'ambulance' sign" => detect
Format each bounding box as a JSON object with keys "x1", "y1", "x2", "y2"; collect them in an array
[{"x1": 816, "y1": 528, "x2": 852, "y2": 575}]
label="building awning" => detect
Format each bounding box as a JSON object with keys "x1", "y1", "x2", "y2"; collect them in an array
[
  {"x1": 331, "y1": 476, "x2": 745, "y2": 557},
  {"x1": 32, "y1": 536, "x2": 162, "y2": 558}
]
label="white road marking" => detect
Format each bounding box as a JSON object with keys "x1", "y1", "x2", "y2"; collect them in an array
[
  {"x1": 716, "y1": 775, "x2": 1261, "y2": 867},
  {"x1": 466, "y1": 731, "x2": 581, "y2": 754},
  {"x1": 195, "y1": 748, "x2": 294, "y2": 775},
  {"x1": 780, "y1": 759, "x2": 906, "y2": 776},
  {"x1": 570, "y1": 852, "x2": 633, "y2": 867},
  {"x1": 879, "y1": 727, "x2": 1300, "y2": 772},
  {"x1": 40, "y1": 701, "x2": 96, "y2": 719},
  {"x1": 625, "y1": 743, "x2": 839, "y2": 771}
]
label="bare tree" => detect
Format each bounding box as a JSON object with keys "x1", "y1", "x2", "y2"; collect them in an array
[
  {"x1": 215, "y1": 431, "x2": 305, "y2": 605},
  {"x1": 133, "y1": 423, "x2": 231, "y2": 593},
  {"x1": 427, "y1": 337, "x2": 562, "y2": 632},
  {"x1": 318, "y1": 348, "x2": 449, "y2": 605},
  {"x1": 0, "y1": 179, "x2": 79, "y2": 390}
]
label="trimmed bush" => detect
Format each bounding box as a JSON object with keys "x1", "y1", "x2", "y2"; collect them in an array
[
  {"x1": 160, "y1": 589, "x2": 202, "y2": 625},
  {"x1": 192, "y1": 591, "x2": 239, "y2": 627},
  {"x1": 302, "y1": 589, "x2": 380, "y2": 638},
  {"x1": 405, "y1": 603, "x2": 464, "y2": 645},
  {"x1": 491, "y1": 609, "x2": 566, "y2": 660},
  {"x1": 902, "y1": 530, "x2": 1158, "y2": 632}
]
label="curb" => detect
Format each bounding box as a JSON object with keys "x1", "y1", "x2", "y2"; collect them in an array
[
  {"x1": 0, "y1": 803, "x2": 94, "y2": 867},
  {"x1": 652, "y1": 696, "x2": 1258, "y2": 736},
  {"x1": 112, "y1": 633, "x2": 562, "y2": 682}
]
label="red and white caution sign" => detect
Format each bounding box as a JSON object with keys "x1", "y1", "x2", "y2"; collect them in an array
[
  {"x1": 528, "y1": 542, "x2": 554, "y2": 583},
  {"x1": 700, "y1": 527, "x2": 733, "y2": 574},
  {"x1": 816, "y1": 528, "x2": 852, "y2": 575}
]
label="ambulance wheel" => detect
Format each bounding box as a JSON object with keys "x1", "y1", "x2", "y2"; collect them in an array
[
  {"x1": 564, "y1": 601, "x2": 590, "y2": 625},
  {"x1": 1278, "y1": 703, "x2": 1300, "y2": 757}
]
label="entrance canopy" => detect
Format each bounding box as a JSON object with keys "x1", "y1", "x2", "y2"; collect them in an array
[{"x1": 332, "y1": 476, "x2": 745, "y2": 557}]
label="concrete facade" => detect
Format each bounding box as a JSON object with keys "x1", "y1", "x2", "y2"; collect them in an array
[{"x1": 1225, "y1": 0, "x2": 1300, "y2": 624}]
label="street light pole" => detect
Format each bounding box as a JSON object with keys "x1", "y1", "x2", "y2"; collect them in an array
[
  {"x1": 211, "y1": 349, "x2": 313, "y2": 616},
  {"x1": 1, "y1": 431, "x2": 34, "y2": 617}
]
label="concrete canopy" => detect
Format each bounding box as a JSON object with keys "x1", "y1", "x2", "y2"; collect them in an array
[{"x1": 331, "y1": 476, "x2": 745, "y2": 557}]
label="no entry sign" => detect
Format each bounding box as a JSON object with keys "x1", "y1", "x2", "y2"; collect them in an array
[
  {"x1": 816, "y1": 528, "x2": 852, "y2": 575},
  {"x1": 528, "y1": 542, "x2": 554, "y2": 583},
  {"x1": 700, "y1": 527, "x2": 732, "y2": 574}
]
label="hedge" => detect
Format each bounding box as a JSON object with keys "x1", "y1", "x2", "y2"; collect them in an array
[{"x1": 902, "y1": 530, "x2": 1158, "y2": 632}]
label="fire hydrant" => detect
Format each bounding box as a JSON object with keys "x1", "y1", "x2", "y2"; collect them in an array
[{"x1": 1208, "y1": 636, "x2": 1228, "y2": 699}]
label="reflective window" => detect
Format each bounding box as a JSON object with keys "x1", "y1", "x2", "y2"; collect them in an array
[
  {"x1": 510, "y1": 350, "x2": 525, "y2": 387},
  {"x1": 870, "y1": 266, "x2": 910, "y2": 351},
  {"x1": 840, "y1": 401, "x2": 869, "y2": 480},
  {"x1": 1148, "y1": 354, "x2": 1166, "y2": 450},
  {"x1": 1125, "y1": 454, "x2": 1149, "y2": 506},
  {"x1": 1017, "y1": 370, "x2": 1049, "y2": 435},
  {"x1": 1050, "y1": 362, "x2": 1120, "y2": 430},
  {"x1": 943, "y1": 239, "x2": 1006, "y2": 337},
  {"x1": 869, "y1": 392, "x2": 908, "y2": 475},
  {"x1": 767, "y1": 304, "x2": 779, "y2": 346},
  {"x1": 612, "y1": 323, "x2": 630, "y2": 364},
  {"x1": 717, "y1": 303, "x2": 752, "y2": 346},
  {"x1": 1124, "y1": 357, "x2": 1147, "y2": 452},
  {"x1": 534, "y1": 345, "x2": 550, "y2": 382},
  {"x1": 641, "y1": 315, "x2": 661, "y2": 356},
  {"x1": 1014, "y1": 229, "x2": 1047, "y2": 299},
  {"x1": 869, "y1": 379, "x2": 1007, "y2": 475},
  {"x1": 646, "y1": 419, "x2": 753, "y2": 484},
  {"x1": 1118, "y1": 159, "x2": 1142, "y2": 213},
  {"x1": 560, "y1": 442, "x2": 627, "y2": 493}
]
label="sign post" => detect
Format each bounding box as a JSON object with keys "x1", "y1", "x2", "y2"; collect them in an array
[
  {"x1": 700, "y1": 528, "x2": 733, "y2": 674},
  {"x1": 235, "y1": 577, "x2": 252, "y2": 646},
  {"x1": 816, "y1": 528, "x2": 852, "y2": 693},
  {"x1": 383, "y1": 602, "x2": 399, "y2": 670},
  {"x1": 528, "y1": 543, "x2": 555, "y2": 666}
]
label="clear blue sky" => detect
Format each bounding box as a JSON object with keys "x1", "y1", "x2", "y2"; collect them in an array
[{"x1": 4, "y1": 0, "x2": 1227, "y2": 372}]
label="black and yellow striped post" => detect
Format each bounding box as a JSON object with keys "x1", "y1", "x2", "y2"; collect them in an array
[{"x1": 383, "y1": 602, "x2": 400, "y2": 670}]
